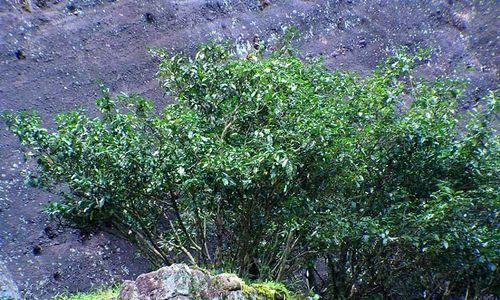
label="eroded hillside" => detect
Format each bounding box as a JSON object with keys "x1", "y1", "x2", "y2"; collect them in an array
[{"x1": 0, "y1": 0, "x2": 498, "y2": 298}]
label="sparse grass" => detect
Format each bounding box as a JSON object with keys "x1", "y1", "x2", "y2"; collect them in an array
[{"x1": 51, "y1": 286, "x2": 120, "y2": 300}]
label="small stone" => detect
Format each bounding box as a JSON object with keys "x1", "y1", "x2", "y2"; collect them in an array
[
  {"x1": 452, "y1": 18, "x2": 467, "y2": 31},
  {"x1": 144, "y1": 13, "x2": 155, "y2": 23},
  {"x1": 337, "y1": 17, "x2": 346, "y2": 30},
  {"x1": 259, "y1": 0, "x2": 270, "y2": 10},
  {"x1": 66, "y1": 3, "x2": 78, "y2": 13},
  {"x1": 15, "y1": 50, "x2": 25, "y2": 60},
  {"x1": 53, "y1": 271, "x2": 61, "y2": 281},
  {"x1": 34, "y1": 0, "x2": 47, "y2": 8},
  {"x1": 32, "y1": 245, "x2": 42, "y2": 256},
  {"x1": 44, "y1": 226, "x2": 57, "y2": 239}
]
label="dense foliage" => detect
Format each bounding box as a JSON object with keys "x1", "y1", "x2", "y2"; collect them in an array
[{"x1": 3, "y1": 39, "x2": 498, "y2": 298}]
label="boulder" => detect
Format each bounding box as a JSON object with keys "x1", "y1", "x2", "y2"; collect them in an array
[{"x1": 117, "y1": 264, "x2": 287, "y2": 300}]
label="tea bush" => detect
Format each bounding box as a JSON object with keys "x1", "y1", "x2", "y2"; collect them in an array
[{"x1": 3, "y1": 40, "x2": 498, "y2": 298}]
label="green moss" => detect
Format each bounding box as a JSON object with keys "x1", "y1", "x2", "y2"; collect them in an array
[
  {"x1": 241, "y1": 281, "x2": 253, "y2": 296},
  {"x1": 51, "y1": 286, "x2": 120, "y2": 300},
  {"x1": 241, "y1": 281, "x2": 296, "y2": 300}
]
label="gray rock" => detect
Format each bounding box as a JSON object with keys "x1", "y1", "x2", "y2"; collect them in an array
[
  {"x1": 118, "y1": 264, "x2": 211, "y2": 300},
  {"x1": 0, "y1": 261, "x2": 20, "y2": 300},
  {"x1": 117, "y1": 264, "x2": 281, "y2": 300}
]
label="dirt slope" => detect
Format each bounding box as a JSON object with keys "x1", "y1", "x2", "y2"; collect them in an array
[{"x1": 0, "y1": 0, "x2": 498, "y2": 298}]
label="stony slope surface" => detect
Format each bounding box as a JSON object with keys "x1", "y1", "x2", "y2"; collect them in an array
[{"x1": 0, "y1": 0, "x2": 498, "y2": 298}]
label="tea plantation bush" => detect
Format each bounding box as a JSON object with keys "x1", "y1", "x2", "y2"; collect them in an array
[{"x1": 3, "y1": 40, "x2": 498, "y2": 298}]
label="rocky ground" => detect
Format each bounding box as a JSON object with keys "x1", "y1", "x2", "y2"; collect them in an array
[{"x1": 0, "y1": 0, "x2": 498, "y2": 299}]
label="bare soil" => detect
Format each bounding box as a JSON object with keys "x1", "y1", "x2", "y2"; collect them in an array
[{"x1": 0, "y1": 0, "x2": 498, "y2": 298}]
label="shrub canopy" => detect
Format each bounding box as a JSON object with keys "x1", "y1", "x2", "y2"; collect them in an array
[{"x1": 3, "y1": 40, "x2": 499, "y2": 298}]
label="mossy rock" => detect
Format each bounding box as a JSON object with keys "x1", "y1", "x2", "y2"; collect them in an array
[{"x1": 117, "y1": 264, "x2": 298, "y2": 300}]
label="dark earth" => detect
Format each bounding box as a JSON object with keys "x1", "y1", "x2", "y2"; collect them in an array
[{"x1": 0, "y1": 0, "x2": 498, "y2": 299}]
